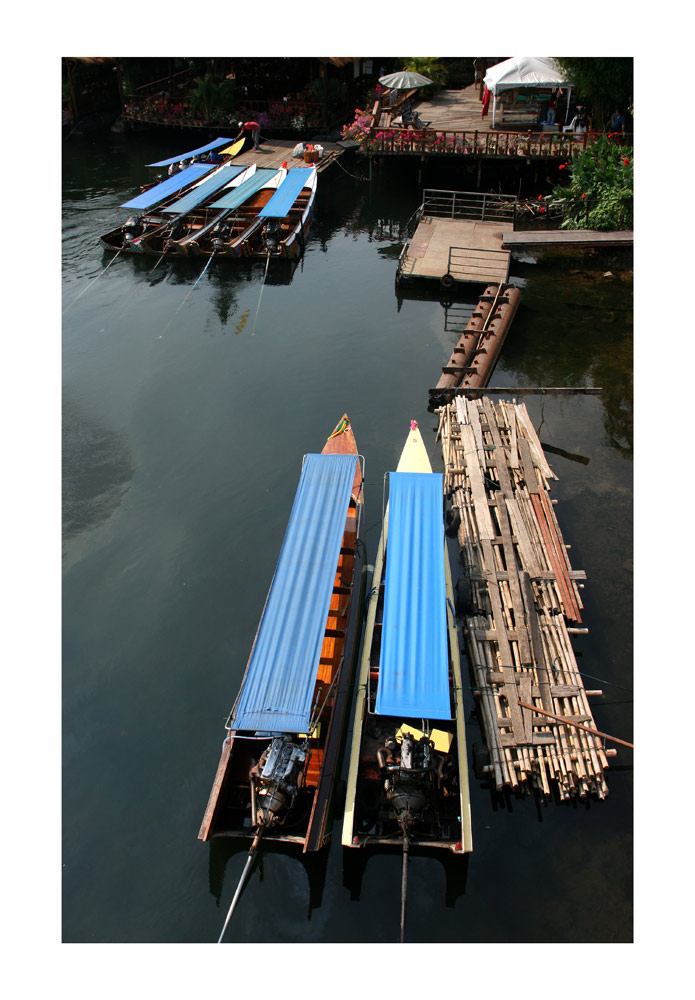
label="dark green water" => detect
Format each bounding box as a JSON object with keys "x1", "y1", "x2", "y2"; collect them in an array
[{"x1": 62, "y1": 132, "x2": 633, "y2": 943}]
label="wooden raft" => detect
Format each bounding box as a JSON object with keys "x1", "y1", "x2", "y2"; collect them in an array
[{"x1": 436, "y1": 396, "x2": 611, "y2": 800}]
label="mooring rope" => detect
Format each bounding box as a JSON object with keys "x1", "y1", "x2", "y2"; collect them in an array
[
  {"x1": 250, "y1": 253, "x2": 271, "y2": 336},
  {"x1": 333, "y1": 156, "x2": 370, "y2": 182},
  {"x1": 62, "y1": 250, "x2": 122, "y2": 315},
  {"x1": 175, "y1": 252, "x2": 216, "y2": 314}
]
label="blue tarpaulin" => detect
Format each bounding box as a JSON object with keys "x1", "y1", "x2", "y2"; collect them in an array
[
  {"x1": 146, "y1": 137, "x2": 234, "y2": 167},
  {"x1": 163, "y1": 164, "x2": 247, "y2": 214},
  {"x1": 375, "y1": 472, "x2": 452, "y2": 720},
  {"x1": 209, "y1": 168, "x2": 280, "y2": 211},
  {"x1": 120, "y1": 164, "x2": 215, "y2": 210},
  {"x1": 230, "y1": 453, "x2": 358, "y2": 734},
  {"x1": 258, "y1": 168, "x2": 314, "y2": 219}
]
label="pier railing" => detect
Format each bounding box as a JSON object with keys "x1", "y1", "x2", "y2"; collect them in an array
[
  {"x1": 365, "y1": 127, "x2": 632, "y2": 159},
  {"x1": 423, "y1": 189, "x2": 517, "y2": 223}
]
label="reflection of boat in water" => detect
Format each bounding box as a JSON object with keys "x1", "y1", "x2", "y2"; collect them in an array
[
  {"x1": 341, "y1": 420, "x2": 472, "y2": 941},
  {"x1": 198, "y1": 415, "x2": 365, "y2": 939}
]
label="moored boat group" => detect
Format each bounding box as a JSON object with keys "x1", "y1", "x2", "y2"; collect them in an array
[
  {"x1": 199, "y1": 414, "x2": 473, "y2": 943},
  {"x1": 100, "y1": 135, "x2": 317, "y2": 259}
]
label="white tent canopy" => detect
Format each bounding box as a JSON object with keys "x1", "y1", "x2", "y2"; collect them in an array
[{"x1": 483, "y1": 56, "x2": 572, "y2": 128}]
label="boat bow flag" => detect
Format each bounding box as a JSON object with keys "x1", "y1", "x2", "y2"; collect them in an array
[
  {"x1": 230, "y1": 453, "x2": 357, "y2": 734},
  {"x1": 376, "y1": 471, "x2": 452, "y2": 720}
]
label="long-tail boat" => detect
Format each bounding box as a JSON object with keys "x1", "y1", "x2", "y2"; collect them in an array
[
  {"x1": 240, "y1": 166, "x2": 317, "y2": 258},
  {"x1": 99, "y1": 160, "x2": 251, "y2": 254},
  {"x1": 177, "y1": 165, "x2": 288, "y2": 257},
  {"x1": 341, "y1": 420, "x2": 473, "y2": 941},
  {"x1": 198, "y1": 415, "x2": 365, "y2": 940}
]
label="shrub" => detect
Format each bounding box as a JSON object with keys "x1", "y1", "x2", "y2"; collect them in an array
[{"x1": 551, "y1": 134, "x2": 633, "y2": 230}]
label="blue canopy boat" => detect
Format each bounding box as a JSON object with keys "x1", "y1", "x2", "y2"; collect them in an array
[
  {"x1": 340, "y1": 420, "x2": 472, "y2": 940},
  {"x1": 241, "y1": 166, "x2": 318, "y2": 258},
  {"x1": 99, "y1": 162, "x2": 249, "y2": 254},
  {"x1": 198, "y1": 415, "x2": 365, "y2": 862}
]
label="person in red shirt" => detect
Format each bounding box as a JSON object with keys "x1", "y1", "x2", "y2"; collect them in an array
[{"x1": 235, "y1": 120, "x2": 261, "y2": 150}]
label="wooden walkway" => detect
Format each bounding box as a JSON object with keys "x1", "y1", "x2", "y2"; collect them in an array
[
  {"x1": 232, "y1": 138, "x2": 345, "y2": 174},
  {"x1": 412, "y1": 84, "x2": 540, "y2": 133},
  {"x1": 399, "y1": 217, "x2": 510, "y2": 286},
  {"x1": 502, "y1": 230, "x2": 634, "y2": 248},
  {"x1": 436, "y1": 396, "x2": 612, "y2": 799}
]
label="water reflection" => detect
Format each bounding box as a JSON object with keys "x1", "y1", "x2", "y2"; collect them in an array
[
  {"x1": 343, "y1": 845, "x2": 469, "y2": 909},
  {"x1": 208, "y1": 837, "x2": 329, "y2": 920},
  {"x1": 63, "y1": 398, "x2": 134, "y2": 539}
]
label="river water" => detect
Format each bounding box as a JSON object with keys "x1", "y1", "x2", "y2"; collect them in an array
[{"x1": 62, "y1": 131, "x2": 633, "y2": 944}]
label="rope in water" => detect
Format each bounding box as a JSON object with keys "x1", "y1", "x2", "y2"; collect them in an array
[{"x1": 62, "y1": 250, "x2": 122, "y2": 315}]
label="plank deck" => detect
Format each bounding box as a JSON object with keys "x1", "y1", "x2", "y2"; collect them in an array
[
  {"x1": 230, "y1": 138, "x2": 346, "y2": 174},
  {"x1": 502, "y1": 230, "x2": 633, "y2": 248},
  {"x1": 401, "y1": 217, "x2": 511, "y2": 285}
]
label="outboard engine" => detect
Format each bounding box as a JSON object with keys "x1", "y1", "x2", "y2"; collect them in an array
[
  {"x1": 169, "y1": 220, "x2": 187, "y2": 242},
  {"x1": 377, "y1": 733, "x2": 439, "y2": 830},
  {"x1": 211, "y1": 221, "x2": 232, "y2": 252},
  {"x1": 261, "y1": 219, "x2": 283, "y2": 253},
  {"x1": 250, "y1": 736, "x2": 309, "y2": 829},
  {"x1": 123, "y1": 217, "x2": 144, "y2": 242}
]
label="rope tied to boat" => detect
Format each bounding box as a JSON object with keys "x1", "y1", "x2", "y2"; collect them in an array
[
  {"x1": 250, "y1": 252, "x2": 271, "y2": 336},
  {"x1": 62, "y1": 250, "x2": 122, "y2": 315}
]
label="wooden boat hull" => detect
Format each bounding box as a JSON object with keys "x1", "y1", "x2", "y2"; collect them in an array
[
  {"x1": 341, "y1": 423, "x2": 473, "y2": 855},
  {"x1": 241, "y1": 169, "x2": 317, "y2": 259},
  {"x1": 199, "y1": 416, "x2": 365, "y2": 853}
]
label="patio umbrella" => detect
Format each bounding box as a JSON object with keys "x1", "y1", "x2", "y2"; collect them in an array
[{"x1": 378, "y1": 71, "x2": 433, "y2": 90}]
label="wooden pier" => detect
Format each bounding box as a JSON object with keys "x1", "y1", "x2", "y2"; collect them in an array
[
  {"x1": 436, "y1": 396, "x2": 612, "y2": 799},
  {"x1": 231, "y1": 138, "x2": 346, "y2": 174},
  {"x1": 502, "y1": 230, "x2": 634, "y2": 249}
]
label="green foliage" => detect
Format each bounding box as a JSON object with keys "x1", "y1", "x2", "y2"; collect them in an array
[
  {"x1": 551, "y1": 135, "x2": 633, "y2": 230},
  {"x1": 400, "y1": 57, "x2": 448, "y2": 93},
  {"x1": 188, "y1": 74, "x2": 237, "y2": 121},
  {"x1": 554, "y1": 57, "x2": 633, "y2": 126}
]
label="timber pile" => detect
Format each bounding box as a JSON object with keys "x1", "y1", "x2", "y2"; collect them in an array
[{"x1": 436, "y1": 396, "x2": 611, "y2": 800}]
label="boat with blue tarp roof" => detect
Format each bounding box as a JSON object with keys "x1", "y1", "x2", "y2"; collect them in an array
[
  {"x1": 341, "y1": 420, "x2": 472, "y2": 939},
  {"x1": 198, "y1": 414, "x2": 365, "y2": 859}
]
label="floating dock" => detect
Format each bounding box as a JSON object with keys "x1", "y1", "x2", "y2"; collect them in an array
[
  {"x1": 436, "y1": 396, "x2": 612, "y2": 799},
  {"x1": 430, "y1": 283, "x2": 522, "y2": 403},
  {"x1": 398, "y1": 217, "x2": 511, "y2": 287}
]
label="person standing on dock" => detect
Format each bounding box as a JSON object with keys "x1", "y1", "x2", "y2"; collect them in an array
[{"x1": 235, "y1": 120, "x2": 261, "y2": 151}]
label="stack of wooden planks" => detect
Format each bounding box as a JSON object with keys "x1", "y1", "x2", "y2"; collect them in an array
[{"x1": 436, "y1": 395, "x2": 611, "y2": 800}]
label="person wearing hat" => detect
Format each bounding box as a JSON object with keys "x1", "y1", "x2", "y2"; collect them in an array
[{"x1": 234, "y1": 119, "x2": 261, "y2": 150}]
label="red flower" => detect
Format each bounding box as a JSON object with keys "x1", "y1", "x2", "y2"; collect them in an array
[
  {"x1": 581, "y1": 192, "x2": 586, "y2": 199},
  {"x1": 538, "y1": 194, "x2": 543, "y2": 200},
  {"x1": 623, "y1": 157, "x2": 630, "y2": 166},
  {"x1": 558, "y1": 164, "x2": 565, "y2": 170},
  {"x1": 540, "y1": 206, "x2": 546, "y2": 214}
]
